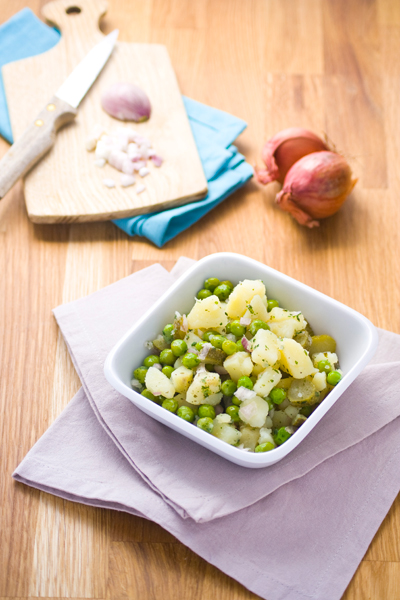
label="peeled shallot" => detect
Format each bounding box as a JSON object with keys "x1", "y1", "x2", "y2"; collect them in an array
[{"x1": 101, "y1": 82, "x2": 151, "y2": 122}]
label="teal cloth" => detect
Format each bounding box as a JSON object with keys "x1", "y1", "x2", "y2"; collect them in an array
[{"x1": 0, "y1": 9, "x2": 253, "y2": 247}]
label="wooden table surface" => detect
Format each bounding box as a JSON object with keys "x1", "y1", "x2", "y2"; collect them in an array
[{"x1": 1, "y1": 0, "x2": 400, "y2": 598}]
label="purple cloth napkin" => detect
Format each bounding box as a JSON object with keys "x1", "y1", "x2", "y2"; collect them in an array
[{"x1": 13, "y1": 258, "x2": 400, "y2": 600}]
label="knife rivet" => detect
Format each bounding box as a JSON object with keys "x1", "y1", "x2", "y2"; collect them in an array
[
  {"x1": 35, "y1": 119, "x2": 44, "y2": 127},
  {"x1": 47, "y1": 104, "x2": 56, "y2": 111}
]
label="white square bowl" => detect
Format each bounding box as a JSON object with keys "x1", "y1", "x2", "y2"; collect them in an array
[{"x1": 104, "y1": 252, "x2": 378, "y2": 468}]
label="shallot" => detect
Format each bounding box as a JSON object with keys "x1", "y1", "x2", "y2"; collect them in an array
[
  {"x1": 101, "y1": 82, "x2": 151, "y2": 122},
  {"x1": 255, "y1": 127, "x2": 329, "y2": 184},
  {"x1": 275, "y1": 151, "x2": 357, "y2": 228}
]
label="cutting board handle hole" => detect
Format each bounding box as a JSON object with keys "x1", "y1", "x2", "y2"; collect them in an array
[{"x1": 65, "y1": 6, "x2": 82, "y2": 15}]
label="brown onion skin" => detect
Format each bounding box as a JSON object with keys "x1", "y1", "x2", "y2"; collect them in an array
[
  {"x1": 255, "y1": 127, "x2": 329, "y2": 185},
  {"x1": 275, "y1": 151, "x2": 357, "y2": 228}
]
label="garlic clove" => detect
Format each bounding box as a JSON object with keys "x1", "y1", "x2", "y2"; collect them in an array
[{"x1": 101, "y1": 82, "x2": 151, "y2": 122}]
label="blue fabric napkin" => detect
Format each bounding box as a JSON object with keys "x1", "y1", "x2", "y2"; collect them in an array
[{"x1": 0, "y1": 9, "x2": 253, "y2": 247}]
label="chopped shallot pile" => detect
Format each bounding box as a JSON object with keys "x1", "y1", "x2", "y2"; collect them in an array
[{"x1": 85, "y1": 124, "x2": 163, "y2": 192}]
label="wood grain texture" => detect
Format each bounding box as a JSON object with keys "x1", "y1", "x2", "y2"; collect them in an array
[
  {"x1": 2, "y1": 0, "x2": 207, "y2": 223},
  {"x1": 1, "y1": 0, "x2": 400, "y2": 599}
]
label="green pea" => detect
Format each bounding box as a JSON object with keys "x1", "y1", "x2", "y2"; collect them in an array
[
  {"x1": 229, "y1": 320, "x2": 245, "y2": 337},
  {"x1": 210, "y1": 334, "x2": 226, "y2": 349},
  {"x1": 267, "y1": 299, "x2": 279, "y2": 312},
  {"x1": 162, "y1": 366, "x2": 174, "y2": 378},
  {"x1": 159, "y1": 349, "x2": 175, "y2": 366},
  {"x1": 141, "y1": 389, "x2": 157, "y2": 403},
  {"x1": 195, "y1": 342, "x2": 204, "y2": 351},
  {"x1": 203, "y1": 330, "x2": 220, "y2": 342},
  {"x1": 269, "y1": 387, "x2": 287, "y2": 405},
  {"x1": 264, "y1": 396, "x2": 274, "y2": 411},
  {"x1": 274, "y1": 427, "x2": 292, "y2": 446},
  {"x1": 236, "y1": 340, "x2": 244, "y2": 351},
  {"x1": 255, "y1": 442, "x2": 275, "y2": 453},
  {"x1": 237, "y1": 376, "x2": 253, "y2": 390},
  {"x1": 171, "y1": 339, "x2": 188, "y2": 357},
  {"x1": 226, "y1": 405, "x2": 240, "y2": 422},
  {"x1": 248, "y1": 320, "x2": 270, "y2": 337},
  {"x1": 162, "y1": 398, "x2": 179, "y2": 413},
  {"x1": 198, "y1": 404, "x2": 216, "y2": 419},
  {"x1": 213, "y1": 283, "x2": 232, "y2": 302},
  {"x1": 133, "y1": 366, "x2": 148, "y2": 384},
  {"x1": 318, "y1": 359, "x2": 332, "y2": 374},
  {"x1": 222, "y1": 339, "x2": 237, "y2": 355},
  {"x1": 221, "y1": 379, "x2": 237, "y2": 397},
  {"x1": 197, "y1": 417, "x2": 214, "y2": 433},
  {"x1": 220, "y1": 280, "x2": 234, "y2": 290},
  {"x1": 143, "y1": 355, "x2": 161, "y2": 368},
  {"x1": 197, "y1": 288, "x2": 212, "y2": 300},
  {"x1": 232, "y1": 396, "x2": 242, "y2": 406},
  {"x1": 163, "y1": 323, "x2": 175, "y2": 343},
  {"x1": 204, "y1": 278, "x2": 220, "y2": 292},
  {"x1": 327, "y1": 370, "x2": 342, "y2": 385},
  {"x1": 177, "y1": 405, "x2": 195, "y2": 423},
  {"x1": 182, "y1": 353, "x2": 200, "y2": 369}
]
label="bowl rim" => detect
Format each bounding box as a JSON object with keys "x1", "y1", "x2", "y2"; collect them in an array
[{"x1": 104, "y1": 252, "x2": 379, "y2": 468}]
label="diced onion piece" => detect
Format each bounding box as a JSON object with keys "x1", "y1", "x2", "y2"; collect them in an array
[
  {"x1": 94, "y1": 158, "x2": 106, "y2": 168},
  {"x1": 240, "y1": 317, "x2": 251, "y2": 326},
  {"x1": 136, "y1": 184, "x2": 146, "y2": 194},
  {"x1": 103, "y1": 178, "x2": 116, "y2": 188},
  {"x1": 120, "y1": 174, "x2": 136, "y2": 187},
  {"x1": 181, "y1": 315, "x2": 188, "y2": 332},
  {"x1": 241, "y1": 336, "x2": 251, "y2": 352},
  {"x1": 199, "y1": 342, "x2": 212, "y2": 361},
  {"x1": 139, "y1": 166, "x2": 150, "y2": 177},
  {"x1": 214, "y1": 365, "x2": 228, "y2": 375},
  {"x1": 131, "y1": 378, "x2": 142, "y2": 389},
  {"x1": 234, "y1": 386, "x2": 257, "y2": 401}
]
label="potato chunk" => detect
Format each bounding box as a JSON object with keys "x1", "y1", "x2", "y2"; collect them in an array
[
  {"x1": 242, "y1": 294, "x2": 269, "y2": 322},
  {"x1": 187, "y1": 295, "x2": 228, "y2": 330},
  {"x1": 239, "y1": 426, "x2": 260, "y2": 452},
  {"x1": 239, "y1": 395, "x2": 270, "y2": 428},
  {"x1": 225, "y1": 279, "x2": 266, "y2": 319},
  {"x1": 145, "y1": 367, "x2": 175, "y2": 399},
  {"x1": 186, "y1": 371, "x2": 221, "y2": 405},
  {"x1": 279, "y1": 338, "x2": 315, "y2": 378},
  {"x1": 253, "y1": 366, "x2": 282, "y2": 398},
  {"x1": 267, "y1": 308, "x2": 307, "y2": 339},
  {"x1": 223, "y1": 351, "x2": 253, "y2": 382},
  {"x1": 251, "y1": 329, "x2": 281, "y2": 367},
  {"x1": 212, "y1": 421, "x2": 242, "y2": 446},
  {"x1": 170, "y1": 366, "x2": 194, "y2": 393}
]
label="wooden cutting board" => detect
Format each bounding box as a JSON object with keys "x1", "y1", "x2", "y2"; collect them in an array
[{"x1": 2, "y1": 0, "x2": 208, "y2": 223}]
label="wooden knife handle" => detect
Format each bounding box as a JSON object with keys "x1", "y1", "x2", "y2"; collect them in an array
[{"x1": 0, "y1": 96, "x2": 77, "y2": 199}]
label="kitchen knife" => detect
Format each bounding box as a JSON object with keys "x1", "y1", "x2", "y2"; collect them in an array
[{"x1": 0, "y1": 29, "x2": 118, "y2": 199}]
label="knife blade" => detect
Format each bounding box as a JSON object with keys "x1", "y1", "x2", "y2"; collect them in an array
[{"x1": 0, "y1": 29, "x2": 119, "y2": 200}]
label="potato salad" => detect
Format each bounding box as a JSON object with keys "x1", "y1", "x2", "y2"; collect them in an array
[{"x1": 132, "y1": 277, "x2": 342, "y2": 453}]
